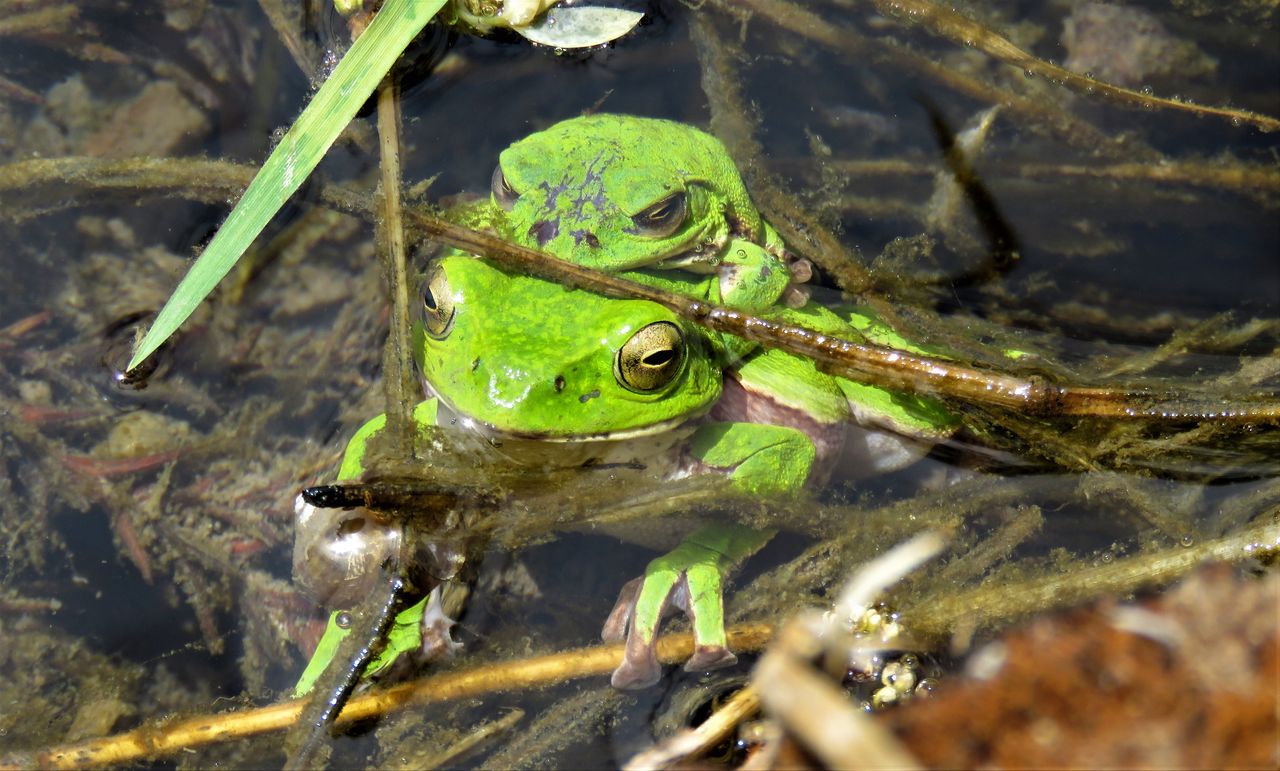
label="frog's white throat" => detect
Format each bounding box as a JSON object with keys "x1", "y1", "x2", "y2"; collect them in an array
[
  {"x1": 429, "y1": 393, "x2": 698, "y2": 444},
  {"x1": 427, "y1": 397, "x2": 696, "y2": 475}
]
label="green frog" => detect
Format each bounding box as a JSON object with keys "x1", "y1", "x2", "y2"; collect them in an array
[
  {"x1": 483, "y1": 113, "x2": 801, "y2": 314},
  {"x1": 294, "y1": 115, "x2": 958, "y2": 692}
]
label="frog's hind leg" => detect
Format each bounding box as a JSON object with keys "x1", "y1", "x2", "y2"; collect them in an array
[
  {"x1": 602, "y1": 524, "x2": 771, "y2": 689},
  {"x1": 602, "y1": 421, "x2": 814, "y2": 689}
]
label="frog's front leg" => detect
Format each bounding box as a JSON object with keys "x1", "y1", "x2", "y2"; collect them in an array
[
  {"x1": 601, "y1": 422, "x2": 814, "y2": 689},
  {"x1": 293, "y1": 399, "x2": 456, "y2": 695},
  {"x1": 714, "y1": 238, "x2": 793, "y2": 314}
]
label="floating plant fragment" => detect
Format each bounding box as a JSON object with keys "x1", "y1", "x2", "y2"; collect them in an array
[{"x1": 514, "y1": 6, "x2": 645, "y2": 48}]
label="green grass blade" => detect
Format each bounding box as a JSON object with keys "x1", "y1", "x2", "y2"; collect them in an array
[{"x1": 128, "y1": 0, "x2": 447, "y2": 371}]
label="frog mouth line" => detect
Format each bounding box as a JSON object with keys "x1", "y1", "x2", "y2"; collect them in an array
[
  {"x1": 661, "y1": 207, "x2": 764, "y2": 269},
  {"x1": 651, "y1": 219, "x2": 738, "y2": 268},
  {"x1": 431, "y1": 396, "x2": 697, "y2": 444}
]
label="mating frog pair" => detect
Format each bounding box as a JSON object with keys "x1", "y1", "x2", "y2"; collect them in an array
[{"x1": 295, "y1": 115, "x2": 958, "y2": 692}]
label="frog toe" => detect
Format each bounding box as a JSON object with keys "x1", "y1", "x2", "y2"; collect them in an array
[
  {"x1": 611, "y1": 625, "x2": 663, "y2": 690},
  {"x1": 685, "y1": 644, "x2": 737, "y2": 672},
  {"x1": 601, "y1": 576, "x2": 645, "y2": 643},
  {"x1": 604, "y1": 571, "x2": 680, "y2": 688},
  {"x1": 419, "y1": 586, "x2": 464, "y2": 661},
  {"x1": 668, "y1": 569, "x2": 736, "y2": 672}
]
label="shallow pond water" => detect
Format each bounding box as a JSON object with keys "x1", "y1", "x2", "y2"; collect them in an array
[{"x1": 0, "y1": 0, "x2": 1277, "y2": 767}]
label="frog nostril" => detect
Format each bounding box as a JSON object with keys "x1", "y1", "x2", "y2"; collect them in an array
[
  {"x1": 571, "y1": 230, "x2": 601, "y2": 249},
  {"x1": 554, "y1": 375, "x2": 566, "y2": 392}
]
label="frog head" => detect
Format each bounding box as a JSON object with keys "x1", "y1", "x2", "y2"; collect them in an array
[
  {"x1": 414, "y1": 253, "x2": 723, "y2": 440},
  {"x1": 491, "y1": 114, "x2": 766, "y2": 272}
]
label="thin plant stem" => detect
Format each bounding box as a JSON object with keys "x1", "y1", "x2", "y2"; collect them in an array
[{"x1": 374, "y1": 74, "x2": 417, "y2": 456}]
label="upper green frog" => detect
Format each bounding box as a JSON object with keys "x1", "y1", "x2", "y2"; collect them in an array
[{"x1": 485, "y1": 114, "x2": 795, "y2": 313}]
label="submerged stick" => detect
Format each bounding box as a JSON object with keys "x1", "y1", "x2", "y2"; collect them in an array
[
  {"x1": 3, "y1": 625, "x2": 775, "y2": 769},
  {"x1": 862, "y1": 0, "x2": 1280, "y2": 133},
  {"x1": 284, "y1": 575, "x2": 407, "y2": 770},
  {"x1": 904, "y1": 513, "x2": 1280, "y2": 641},
  {"x1": 723, "y1": 0, "x2": 1132, "y2": 157}
]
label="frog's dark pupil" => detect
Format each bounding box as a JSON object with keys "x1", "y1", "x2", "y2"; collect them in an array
[
  {"x1": 423, "y1": 287, "x2": 438, "y2": 311},
  {"x1": 643, "y1": 350, "x2": 675, "y2": 367}
]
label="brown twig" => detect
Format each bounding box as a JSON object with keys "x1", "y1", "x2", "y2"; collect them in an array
[{"x1": 404, "y1": 209, "x2": 1280, "y2": 423}]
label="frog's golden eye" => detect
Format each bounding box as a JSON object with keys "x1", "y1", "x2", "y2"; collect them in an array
[
  {"x1": 615, "y1": 322, "x2": 685, "y2": 393},
  {"x1": 421, "y1": 268, "x2": 455, "y2": 340},
  {"x1": 491, "y1": 165, "x2": 519, "y2": 211},
  {"x1": 630, "y1": 191, "x2": 688, "y2": 238}
]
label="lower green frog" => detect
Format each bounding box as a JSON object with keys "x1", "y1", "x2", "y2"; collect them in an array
[{"x1": 295, "y1": 252, "x2": 958, "y2": 692}]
